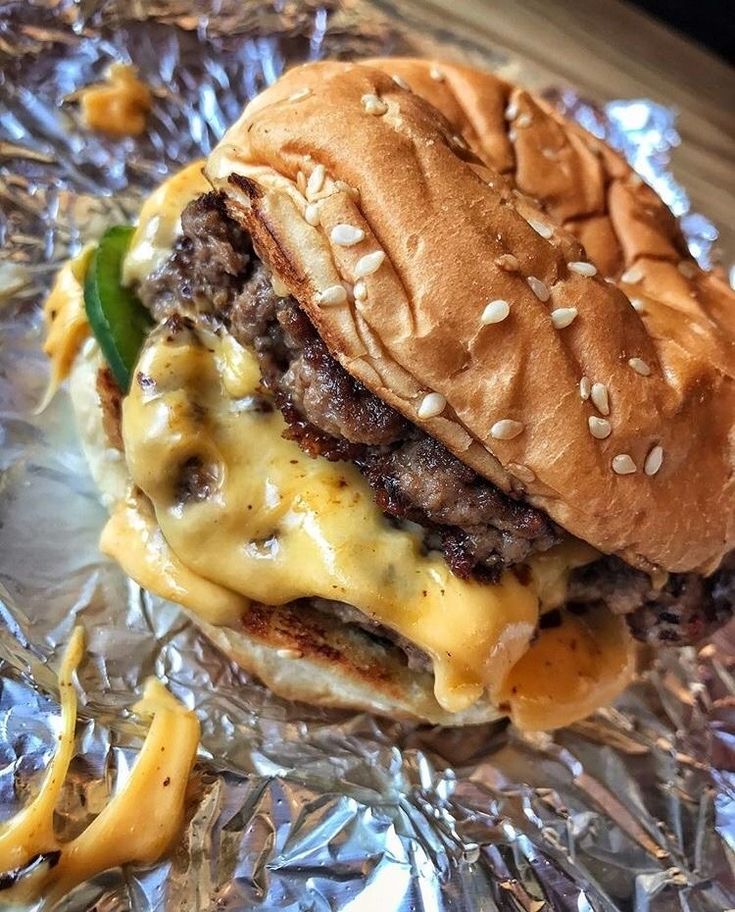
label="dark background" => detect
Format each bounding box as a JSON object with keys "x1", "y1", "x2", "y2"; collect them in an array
[{"x1": 629, "y1": 0, "x2": 734, "y2": 63}]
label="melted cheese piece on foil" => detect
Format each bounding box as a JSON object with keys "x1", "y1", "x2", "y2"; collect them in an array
[
  {"x1": 79, "y1": 63, "x2": 152, "y2": 137},
  {"x1": 112, "y1": 325, "x2": 631, "y2": 716},
  {"x1": 0, "y1": 628, "x2": 199, "y2": 906}
]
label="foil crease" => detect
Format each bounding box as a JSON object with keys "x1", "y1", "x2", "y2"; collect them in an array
[{"x1": 0, "y1": 2, "x2": 733, "y2": 909}]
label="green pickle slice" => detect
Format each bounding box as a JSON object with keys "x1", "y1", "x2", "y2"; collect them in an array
[{"x1": 84, "y1": 226, "x2": 151, "y2": 392}]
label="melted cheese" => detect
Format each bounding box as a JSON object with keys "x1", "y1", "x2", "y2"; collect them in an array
[
  {"x1": 42, "y1": 244, "x2": 93, "y2": 404},
  {"x1": 118, "y1": 326, "x2": 603, "y2": 715},
  {"x1": 101, "y1": 488, "x2": 251, "y2": 625},
  {"x1": 79, "y1": 64, "x2": 152, "y2": 137},
  {"x1": 0, "y1": 628, "x2": 199, "y2": 905},
  {"x1": 122, "y1": 159, "x2": 209, "y2": 287},
  {"x1": 497, "y1": 605, "x2": 635, "y2": 730}
]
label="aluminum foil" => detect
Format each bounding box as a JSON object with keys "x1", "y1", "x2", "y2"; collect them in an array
[{"x1": 0, "y1": 2, "x2": 733, "y2": 910}]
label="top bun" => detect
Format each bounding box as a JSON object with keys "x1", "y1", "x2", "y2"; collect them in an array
[
  {"x1": 365, "y1": 58, "x2": 689, "y2": 280},
  {"x1": 206, "y1": 60, "x2": 735, "y2": 575}
]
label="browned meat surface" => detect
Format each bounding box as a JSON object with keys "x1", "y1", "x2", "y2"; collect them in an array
[
  {"x1": 313, "y1": 599, "x2": 433, "y2": 674},
  {"x1": 231, "y1": 276, "x2": 412, "y2": 447},
  {"x1": 133, "y1": 191, "x2": 735, "y2": 647},
  {"x1": 137, "y1": 192, "x2": 252, "y2": 322},
  {"x1": 363, "y1": 436, "x2": 556, "y2": 576},
  {"x1": 568, "y1": 554, "x2": 735, "y2": 647}
]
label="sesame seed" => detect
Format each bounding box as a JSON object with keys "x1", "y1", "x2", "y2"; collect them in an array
[
  {"x1": 630, "y1": 297, "x2": 646, "y2": 313},
  {"x1": 612, "y1": 454, "x2": 636, "y2": 475},
  {"x1": 296, "y1": 170, "x2": 306, "y2": 194},
  {"x1": 495, "y1": 254, "x2": 519, "y2": 272},
  {"x1": 451, "y1": 133, "x2": 468, "y2": 149},
  {"x1": 288, "y1": 87, "x2": 311, "y2": 102},
  {"x1": 591, "y1": 382, "x2": 610, "y2": 416},
  {"x1": 516, "y1": 112, "x2": 532, "y2": 128},
  {"x1": 588, "y1": 416, "x2": 611, "y2": 439},
  {"x1": 276, "y1": 647, "x2": 303, "y2": 659},
  {"x1": 542, "y1": 148, "x2": 557, "y2": 160},
  {"x1": 551, "y1": 307, "x2": 578, "y2": 329},
  {"x1": 354, "y1": 250, "x2": 385, "y2": 278},
  {"x1": 527, "y1": 276, "x2": 550, "y2": 302},
  {"x1": 508, "y1": 127, "x2": 517, "y2": 142},
  {"x1": 270, "y1": 274, "x2": 289, "y2": 297},
  {"x1": 678, "y1": 260, "x2": 697, "y2": 279},
  {"x1": 481, "y1": 299, "x2": 511, "y2": 325},
  {"x1": 644, "y1": 445, "x2": 663, "y2": 476},
  {"x1": 510, "y1": 463, "x2": 536, "y2": 484},
  {"x1": 580, "y1": 376, "x2": 591, "y2": 400},
  {"x1": 361, "y1": 93, "x2": 388, "y2": 116},
  {"x1": 82, "y1": 336, "x2": 97, "y2": 357},
  {"x1": 392, "y1": 74, "x2": 410, "y2": 90},
  {"x1": 527, "y1": 217, "x2": 553, "y2": 239},
  {"x1": 354, "y1": 280, "x2": 367, "y2": 301},
  {"x1": 504, "y1": 101, "x2": 518, "y2": 121},
  {"x1": 304, "y1": 202, "x2": 320, "y2": 226},
  {"x1": 330, "y1": 224, "x2": 365, "y2": 246},
  {"x1": 429, "y1": 66, "x2": 445, "y2": 81},
  {"x1": 306, "y1": 164, "x2": 325, "y2": 198},
  {"x1": 568, "y1": 260, "x2": 597, "y2": 277},
  {"x1": 628, "y1": 357, "x2": 651, "y2": 376},
  {"x1": 334, "y1": 180, "x2": 359, "y2": 198},
  {"x1": 417, "y1": 392, "x2": 447, "y2": 419},
  {"x1": 490, "y1": 419, "x2": 524, "y2": 440},
  {"x1": 621, "y1": 265, "x2": 643, "y2": 284},
  {"x1": 316, "y1": 284, "x2": 347, "y2": 306}
]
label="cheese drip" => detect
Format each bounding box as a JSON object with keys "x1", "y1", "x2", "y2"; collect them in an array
[
  {"x1": 497, "y1": 605, "x2": 635, "y2": 730},
  {"x1": 0, "y1": 628, "x2": 200, "y2": 906},
  {"x1": 121, "y1": 325, "x2": 599, "y2": 714},
  {"x1": 41, "y1": 244, "x2": 93, "y2": 405}
]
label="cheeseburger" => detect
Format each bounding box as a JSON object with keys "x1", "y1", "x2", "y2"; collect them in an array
[{"x1": 44, "y1": 59, "x2": 735, "y2": 729}]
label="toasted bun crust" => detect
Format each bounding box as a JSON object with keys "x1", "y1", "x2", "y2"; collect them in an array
[
  {"x1": 365, "y1": 58, "x2": 690, "y2": 280},
  {"x1": 206, "y1": 59, "x2": 735, "y2": 576},
  {"x1": 68, "y1": 347, "x2": 498, "y2": 726},
  {"x1": 190, "y1": 604, "x2": 499, "y2": 725}
]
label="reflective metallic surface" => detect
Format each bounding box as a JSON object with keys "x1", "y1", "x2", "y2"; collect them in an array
[{"x1": 0, "y1": 2, "x2": 733, "y2": 909}]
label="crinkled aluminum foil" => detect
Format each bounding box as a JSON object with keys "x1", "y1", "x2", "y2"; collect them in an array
[{"x1": 0, "y1": 2, "x2": 733, "y2": 910}]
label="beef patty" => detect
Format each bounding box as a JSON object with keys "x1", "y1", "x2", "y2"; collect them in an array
[{"x1": 134, "y1": 192, "x2": 734, "y2": 648}]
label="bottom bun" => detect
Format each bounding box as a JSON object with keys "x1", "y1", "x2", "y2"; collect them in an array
[
  {"x1": 190, "y1": 603, "x2": 501, "y2": 725},
  {"x1": 68, "y1": 342, "x2": 501, "y2": 726}
]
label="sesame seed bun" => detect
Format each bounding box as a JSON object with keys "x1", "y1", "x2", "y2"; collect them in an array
[{"x1": 206, "y1": 59, "x2": 735, "y2": 576}]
